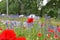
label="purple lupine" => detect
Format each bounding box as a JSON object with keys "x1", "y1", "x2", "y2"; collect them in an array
[
  {"x1": 27, "y1": 22, "x2": 34, "y2": 28},
  {"x1": 49, "y1": 24, "x2": 54, "y2": 29},
  {"x1": 10, "y1": 21, "x2": 14, "y2": 29},
  {"x1": 13, "y1": 20, "x2": 16, "y2": 26},
  {"x1": 23, "y1": 21, "x2": 34, "y2": 29},
  {"x1": 6, "y1": 22, "x2": 8, "y2": 28},
  {"x1": 5, "y1": 20, "x2": 10, "y2": 29}
]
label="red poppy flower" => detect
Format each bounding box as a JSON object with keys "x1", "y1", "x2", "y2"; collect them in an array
[
  {"x1": 57, "y1": 27, "x2": 60, "y2": 32},
  {"x1": 27, "y1": 18, "x2": 34, "y2": 23},
  {"x1": 16, "y1": 37, "x2": 26, "y2": 40},
  {"x1": 37, "y1": 32, "x2": 42, "y2": 37},
  {"x1": 0, "y1": 29, "x2": 16, "y2": 40},
  {"x1": 47, "y1": 34, "x2": 51, "y2": 38},
  {"x1": 48, "y1": 29, "x2": 54, "y2": 33},
  {"x1": 54, "y1": 34, "x2": 59, "y2": 39},
  {"x1": 0, "y1": 28, "x2": 2, "y2": 30}
]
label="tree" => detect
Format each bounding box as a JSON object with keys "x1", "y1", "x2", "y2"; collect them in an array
[
  {"x1": 0, "y1": 0, "x2": 6, "y2": 14},
  {"x1": 0, "y1": 0, "x2": 60, "y2": 17}
]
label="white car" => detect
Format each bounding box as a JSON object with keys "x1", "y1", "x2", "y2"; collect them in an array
[
  {"x1": 28, "y1": 14, "x2": 40, "y2": 20},
  {"x1": 19, "y1": 15, "x2": 24, "y2": 18},
  {"x1": 28, "y1": 14, "x2": 36, "y2": 18},
  {"x1": 2, "y1": 14, "x2": 5, "y2": 16}
]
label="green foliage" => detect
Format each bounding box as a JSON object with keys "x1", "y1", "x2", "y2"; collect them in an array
[
  {"x1": 0, "y1": 0, "x2": 6, "y2": 13},
  {"x1": 0, "y1": 0, "x2": 60, "y2": 17}
]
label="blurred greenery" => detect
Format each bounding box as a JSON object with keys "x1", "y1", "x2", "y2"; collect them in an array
[{"x1": 0, "y1": 0, "x2": 60, "y2": 17}]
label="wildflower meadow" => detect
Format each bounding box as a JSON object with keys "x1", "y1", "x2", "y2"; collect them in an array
[
  {"x1": 0, "y1": 0, "x2": 60, "y2": 40},
  {"x1": 0, "y1": 15, "x2": 60, "y2": 40}
]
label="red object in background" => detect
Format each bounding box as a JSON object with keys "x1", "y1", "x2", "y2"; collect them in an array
[
  {"x1": 48, "y1": 29, "x2": 54, "y2": 33},
  {"x1": 54, "y1": 34, "x2": 59, "y2": 39},
  {"x1": 27, "y1": 18, "x2": 34, "y2": 23},
  {"x1": 47, "y1": 34, "x2": 51, "y2": 38},
  {"x1": 0, "y1": 28, "x2": 2, "y2": 30},
  {"x1": 16, "y1": 37, "x2": 26, "y2": 40},
  {"x1": 57, "y1": 27, "x2": 60, "y2": 32},
  {"x1": 37, "y1": 33, "x2": 42, "y2": 37},
  {"x1": 0, "y1": 29, "x2": 16, "y2": 40}
]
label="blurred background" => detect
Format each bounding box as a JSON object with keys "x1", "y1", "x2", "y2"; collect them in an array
[{"x1": 0, "y1": 0, "x2": 60, "y2": 18}]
